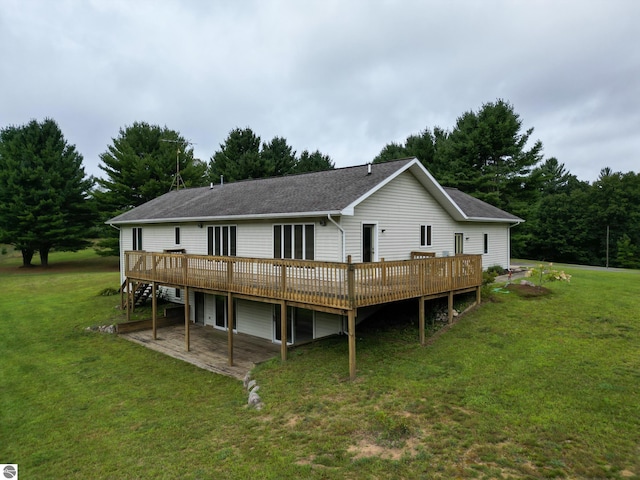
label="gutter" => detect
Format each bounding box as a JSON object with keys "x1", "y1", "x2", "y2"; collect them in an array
[{"x1": 327, "y1": 214, "x2": 346, "y2": 262}]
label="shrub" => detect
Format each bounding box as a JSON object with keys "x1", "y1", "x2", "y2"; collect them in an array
[{"x1": 525, "y1": 263, "x2": 572, "y2": 286}]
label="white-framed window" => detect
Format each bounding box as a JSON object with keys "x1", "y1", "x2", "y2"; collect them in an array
[
  {"x1": 214, "y1": 295, "x2": 237, "y2": 331},
  {"x1": 273, "y1": 224, "x2": 315, "y2": 260},
  {"x1": 454, "y1": 233, "x2": 464, "y2": 255},
  {"x1": 132, "y1": 227, "x2": 142, "y2": 251},
  {"x1": 207, "y1": 226, "x2": 237, "y2": 256},
  {"x1": 175, "y1": 227, "x2": 181, "y2": 245},
  {"x1": 420, "y1": 225, "x2": 432, "y2": 247},
  {"x1": 483, "y1": 233, "x2": 489, "y2": 254}
]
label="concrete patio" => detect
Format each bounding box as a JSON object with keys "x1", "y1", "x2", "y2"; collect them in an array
[{"x1": 120, "y1": 323, "x2": 281, "y2": 380}]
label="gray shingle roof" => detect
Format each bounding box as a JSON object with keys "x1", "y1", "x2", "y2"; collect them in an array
[
  {"x1": 108, "y1": 158, "x2": 523, "y2": 224},
  {"x1": 108, "y1": 159, "x2": 414, "y2": 224},
  {"x1": 444, "y1": 188, "x2": 524, "y2": 222}
]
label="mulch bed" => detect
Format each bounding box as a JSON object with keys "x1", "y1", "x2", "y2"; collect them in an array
[{"x1": 505, "y1": 283, "x2": 552, "y2": 298}]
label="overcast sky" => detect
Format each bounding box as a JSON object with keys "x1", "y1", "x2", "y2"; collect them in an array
[{"x1": 1, "y1": 0, "x2": 638, "y2": 183}]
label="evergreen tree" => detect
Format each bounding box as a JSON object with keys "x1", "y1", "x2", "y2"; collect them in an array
[
  {"x1": 94, "y1": 122, "x2": 206, "y2": 256},
  {"x1": 261, "y1": 136, "x2": 296, "y2": 177},
  {"x1": 0, "y1": 118, "x2": 95, "y2": 266},
  {"x1": 294, "y1": 150, "x2": 335, "y2": 173},
  {"x1": 208, "y1": 128, "x2": 264, "y2": 183}
]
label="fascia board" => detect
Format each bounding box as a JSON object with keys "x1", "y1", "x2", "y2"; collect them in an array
[
  {"x1": 406, "y1": 161, "x2": 469, "y2": 221},
  {"x1": 107, "y1": 210, "x2": 343, "y2": 226}
]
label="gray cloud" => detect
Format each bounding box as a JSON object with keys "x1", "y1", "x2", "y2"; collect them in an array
[{"x1": 1, "y1": 0, "x2": 638, "y2": 182}]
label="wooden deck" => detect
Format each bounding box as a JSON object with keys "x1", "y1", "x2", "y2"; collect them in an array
[
  {"x1": 122, "y1": 251, "x2": 483, "y2": 381},
  {"x1": 124, "y1": 251, "x2": 483, "y2": 311},
  {"x1": 120, "y1": 324, "x2": 280, "y2": 380}
]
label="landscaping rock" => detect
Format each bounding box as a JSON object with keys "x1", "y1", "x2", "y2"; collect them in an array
[{"x1": 248, "y1": 391, "x2": 263, "y2": 410}]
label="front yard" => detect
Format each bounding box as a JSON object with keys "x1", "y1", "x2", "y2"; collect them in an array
[{"x1": 1, "y1": 250, "x2": 638, "y2": 478}]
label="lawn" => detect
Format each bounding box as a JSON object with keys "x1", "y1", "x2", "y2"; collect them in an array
[{"x1": 1, "y1": 250, "x2": 639, "y2": 479}]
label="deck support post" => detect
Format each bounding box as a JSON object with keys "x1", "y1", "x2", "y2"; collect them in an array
[
  {"x1": 419, "y1": 296, "x2": 426, "y2": 346},
  {"x1": 184, "y1": 286, "x2": 190, "y2": 352},
  {"x1": 348, "y1": 309, "x2": 357, "y2": 381},
  {"x1": 152, "y1": 282, "x2": 157, "y2": 340},
  {"x1": 227, "y1": 292, "x2": 234, "y2": 366},
  {"x1": 280, "y1": 300, "x2": 287, "y2": 361},
  {"x1": 125, "y1": 279, "x2": 131, "y2": 322},
  {"x1": 448, "y1": 290, "x2": 454, "y2": 324},
  {"x1": 476, "y1": 285, "x2": 482, "y2": 305}
]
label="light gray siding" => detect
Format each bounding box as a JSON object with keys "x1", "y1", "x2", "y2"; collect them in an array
[
  {"x1": 315, "y1": 311, "x2": 343, "y2": 338},
  {"x1": 235, "y1": 300, "x2": 273, "y2": 340},
  {"x1": 338, "y1": 170, "x2": 512, "y2": 269}
]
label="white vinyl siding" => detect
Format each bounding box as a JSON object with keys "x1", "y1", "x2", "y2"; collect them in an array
[
  {"x1": 342, "y1": 171, "x2": 458, "y2": 262},
  {"x1": 235, "y1": 300, "x2": 273, "y2": 340},
  {"x1": 315, "y1": 312, "x2": 343, "y2": 338}
]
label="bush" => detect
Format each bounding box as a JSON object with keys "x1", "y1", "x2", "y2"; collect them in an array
[{"x1": 98, "y1": 287, "x2": 119, "y2": 296}]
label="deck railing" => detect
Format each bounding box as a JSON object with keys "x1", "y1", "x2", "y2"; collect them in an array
[{"x1": 125, "y1": 251, "x2": 482, "y2": 310}]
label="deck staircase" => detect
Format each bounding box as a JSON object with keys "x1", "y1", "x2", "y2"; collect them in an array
[{"x1": 121, "y1": 281, "x2": 156, "y2": 308}]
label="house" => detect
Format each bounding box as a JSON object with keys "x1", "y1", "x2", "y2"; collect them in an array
[{"x1": 108, "y1": 157, "x2": 523, "y2": 379}]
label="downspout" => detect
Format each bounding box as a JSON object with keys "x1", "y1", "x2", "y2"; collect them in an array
[
  {"x1": 508, "y1": 221, "x2": 522, "y2": 271},
  {"x1": 327, "y1": 214, "x2": 345, "y2": 262}
]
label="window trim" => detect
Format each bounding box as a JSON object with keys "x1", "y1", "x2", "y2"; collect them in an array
[
  {"x1": 420, "y1": 224, "x2": 432, "y2": 247},
  {"x1": 207, "y1": 225, "x2": 237, "y2": 256},
  {"x1": 132, "y1": 227, "x2": 142, "y2": 251},
  {"x1": 454, "y1": 232, "x2": 464, "y2": 255},
  {"x1": 273, "y1": 223, "x2": 315, "y2": 260}
]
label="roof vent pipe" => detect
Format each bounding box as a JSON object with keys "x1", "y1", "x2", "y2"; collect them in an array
[
  {"x1": 367, "y1": 163, "x2": 372, "y2": 175},
  {"x1": 210, "y1": 182, "x2": 213, "y2": 189}
]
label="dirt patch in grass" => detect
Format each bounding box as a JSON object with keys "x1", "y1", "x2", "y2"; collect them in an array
[
  {"x1": 506, "y1": 283, "x2": 552, "y2": 298},
  {"x1": 347, "y1": 437, "x2": 420, "y2": 461}
]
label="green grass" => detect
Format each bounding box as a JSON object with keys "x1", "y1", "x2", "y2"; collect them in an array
[{"x1": 1, "y1": 251, "x2": 639, "y2": 479}]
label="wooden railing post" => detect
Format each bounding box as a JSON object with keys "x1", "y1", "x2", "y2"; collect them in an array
[
  {"x1": 226, "y1": 259, "x2": 233, "y2": 287},
  {"x1": 183, "y1": 253, "x2": 189, "y2": 286},
  {"x1": 347, "y1": 256, "x2": 355, "y2": 309},
  {"x1": 280, "y1": 263, "x2": 287, "y2": 297}
]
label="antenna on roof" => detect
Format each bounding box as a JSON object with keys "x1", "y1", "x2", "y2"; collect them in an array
[{"x1": 160, "y1": 138, "x2": 196, "y2": 191}]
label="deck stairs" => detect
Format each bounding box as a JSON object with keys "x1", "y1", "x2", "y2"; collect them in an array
[{"x1": 120, "y1": 281, "x2": 156, "y2": 308}]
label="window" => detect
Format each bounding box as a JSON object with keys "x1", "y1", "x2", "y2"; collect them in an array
[
  {"x1": 175, "y1": 227, "x2": 180, "y2": 245},
  {"x1": 214, "y1": 295, "x2": 237, "y2": 331},
  {"x1": 420, "y1": 225, "x2": 432, "y2": 247},
  {"x1": 175, "y1": 288, "x2": 181, "y2": 299},
  {"x1": 273, "y1": 224, "x2": 314, "y2": 260},
  {"x1": 454, "y1": 233, "x2": 464, "y2": 255},
  {"x1": 132, "y1": 227, "x2": 142, "y2": 251},
  {"x1": 483, "y1": 233, "x2": 489, "y2": 254},
  {"x1": 207, "y1": 226, "x2": 237, "y2": 256}
]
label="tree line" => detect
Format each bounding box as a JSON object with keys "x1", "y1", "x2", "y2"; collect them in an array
[{"x1": 1, "y1": 103, "x2": 638, "y2": 268}]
